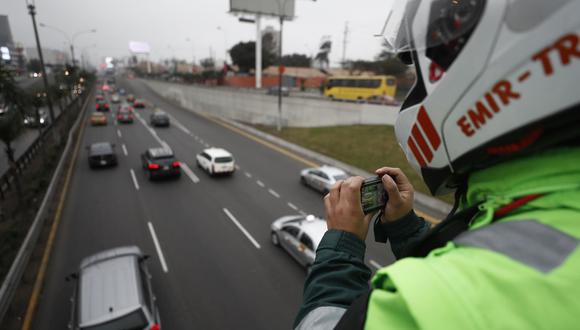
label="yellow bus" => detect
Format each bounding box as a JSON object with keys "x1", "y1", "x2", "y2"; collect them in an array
[{"x1": 323, "y1": 75, "x2": 398, "y2": 102}]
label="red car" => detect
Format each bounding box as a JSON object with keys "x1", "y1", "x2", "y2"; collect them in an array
[
  {"x1": 116, "y1": 108, "x2": 134, "y2": 124},
  {"x1": 133, "y1": 99, "x2": 146, "y2": 109}
]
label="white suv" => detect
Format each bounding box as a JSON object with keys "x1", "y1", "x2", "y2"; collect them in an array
[{"x1": 196, "y1": 148, "x2": 235, "y2": 176}]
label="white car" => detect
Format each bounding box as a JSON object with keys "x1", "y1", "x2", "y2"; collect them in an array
[
  {"x1": 300, "y1": 165, "x2": 348, "y2": 194},
  {"x1": 196, "y1": 148, "x2": 235, "y2": 176}
]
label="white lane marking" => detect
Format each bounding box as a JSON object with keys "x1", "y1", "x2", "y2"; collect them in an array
[
  {"x1": 134, "y1": 112, "x2": 170, "y2": 149},
  {"x1": 148, "y1": 222, "x2": 169, "y2": 273},
  {"x1": 268, "y1": 189, "x2": 280, "y2": 198},
  {"x1": 166, "y1": 113, "x2": 191, "y2": 134},
  {"x1": 122, "y1": 144, "x2": 128, "y2": 156},
  {"x1": 180, "y1": 163, "x2": 200, "y2": 183},
  {"x1": 256, "y1": 180, "x2": 265, "y2": 188},
  {"x1": 235, "y1": 164, "x2": 240, "y2": 170},
  {"x1": 199, "y1": 139, "x2": 204, "y2": 144},
  {"x1": 130, "y1": 169, "x2": 140, "y2": 190},
  {"x1": 287, "y1": 202, "x2": 298, "y2": 211},
  {"x1": 299, "y1": 210, "x2": 307, "y2": 216},
  {"x1": 223, "y1": 208, "x2": 261, "y2": 249},
  {"x1": 369, "y1": 260, "x2": 383, "y2": 270},
  {"x1": 244, "y1": 172, "x2": 252, "y2": 178},
  {"x1": 204, "y1": 143, "x2": 210, "y2": 148},
  {"x1": 117, "y1": 129, "x2": 122, "y2": 138}
]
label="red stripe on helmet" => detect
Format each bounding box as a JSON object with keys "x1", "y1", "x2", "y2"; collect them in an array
[
  {"x1": 412, "y1": 125, "x2": 433, "y2": 162},
  {"x1": 408, "y1": 137, "x2": 427, "y2": 168},
  {"x1": 417, "y1": 106, "x2": 441, "y2": 150}
]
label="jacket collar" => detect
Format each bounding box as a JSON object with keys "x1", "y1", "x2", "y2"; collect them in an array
[{"x1": 465, "y1": 148, "x2": 580, "y2": 228}]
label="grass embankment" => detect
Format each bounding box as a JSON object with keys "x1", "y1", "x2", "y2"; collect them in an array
[{"x1": 255, "y1": 124, "x2": 453, "y2": 204}]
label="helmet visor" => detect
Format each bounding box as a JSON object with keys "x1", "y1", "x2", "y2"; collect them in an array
[{"x1": 379, "y1": 0, "x2": 485, "y2": 54}]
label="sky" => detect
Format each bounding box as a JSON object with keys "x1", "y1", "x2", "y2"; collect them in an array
[{"x1": 2, "y1": 0, "x2": 394, "y2": 67}]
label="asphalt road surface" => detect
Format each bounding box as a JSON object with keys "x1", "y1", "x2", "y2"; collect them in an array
[{"x1": 31, "y1": 78, "x2": 397, "y2": 330}]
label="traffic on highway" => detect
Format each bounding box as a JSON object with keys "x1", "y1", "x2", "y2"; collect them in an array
[
  {"x1": 29, "y1": 77, "x2": 395, "y2": 330},
  {"x1": 4, "y1": 0, "x2": 579, "y2": 329}
]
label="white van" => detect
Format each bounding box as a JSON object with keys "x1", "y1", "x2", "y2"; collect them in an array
[{"x1": 196, "y1": 147, "x2": 235, "y2": 176}]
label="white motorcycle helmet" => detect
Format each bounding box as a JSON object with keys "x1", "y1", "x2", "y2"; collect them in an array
[{"x1": 384, "y1": 0, "x2": 580, "y2": 195}]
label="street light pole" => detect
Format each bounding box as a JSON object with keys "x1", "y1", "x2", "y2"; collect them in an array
[
  {"x1": 26, "y1": 2, "x2": 55, "y2": 123},
  {"x1": 39, "y1": 24, "x2": 96, "y2": 67},
  {"x1": 277, "y1": 15, "x2": 284, "y2": 132}
]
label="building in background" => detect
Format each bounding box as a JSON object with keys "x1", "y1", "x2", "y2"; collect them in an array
[
  {"x1": 25, "y1": 47, "x2": 69, "y2": 66},
  {"x1": 0, "y1": 15, "x2": 15, "y2": 68}
]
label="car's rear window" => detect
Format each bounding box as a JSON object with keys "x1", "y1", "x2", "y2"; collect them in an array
[
  {"x1": 81, "y1": 308, "x2": 148, "y2": 330},
  {"x1": 214, "y1": 157, "x2": 233, "y2": 163}
]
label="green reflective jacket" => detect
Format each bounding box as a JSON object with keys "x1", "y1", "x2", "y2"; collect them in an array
[{"x1": 296, "y1": 148, "x2": 580, "y2": 329}]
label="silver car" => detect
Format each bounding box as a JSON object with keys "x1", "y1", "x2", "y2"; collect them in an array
[
  {"x1": 271, "y1": 215, "x2": 327, "y2": 268},
  {"x1": 67, "y1": 246, "x2": 161, "y2": 330},
  {"x1": 300, "y1": 165, "x2": 349, "y2": 194}
]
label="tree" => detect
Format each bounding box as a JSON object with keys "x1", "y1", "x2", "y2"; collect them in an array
[
  {"x1": 27, "y1": 59, "x2": 42, "y2": 73},
  {"x1": 200, "y1": 58, "x2": 215, "y2": 70},
  {"x1": 282, "y1": 54, "x2": 311, "y2": 67},
  {"x1": 229, "y1": 41, "x2": 275, "y2": 73},
  {"x1": 348, "y1": 58, "x2": 408, "y2": 76},
  {"x1": 0, "y1": 63, "x2": 27, "y2": 197}
]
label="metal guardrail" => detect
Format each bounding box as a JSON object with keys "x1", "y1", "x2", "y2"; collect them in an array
[{"x1": 0, "y1": 87, "x2": 93, "y2": 323}]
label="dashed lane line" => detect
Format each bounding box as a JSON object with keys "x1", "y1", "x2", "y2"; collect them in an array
[
  {"x1": 268, "y1": 189, "x2": 280, "y2": 198},
  {"x1": 223, "y1": 208, "x2": 261, "y2": 249},
  {"x1": 287, "y1": 202, "x2": 298, "y2": 211},
  {"x1": 130, "y1": 169, "x2": 140, "y2": 190},
  {"x1": 148, "y1": 222, "x2": 169, "y2": 273},
  {"x1": 369, "y1": 260, "x2": 383, "y2": 270},
  {"x1": 122, "y1": 144, "x2": 128, "y2": 156},
  {"x1": 256, "y1": 180, "x2": 265, "y2": 188},
  {"x1": 180, "y1": 163, "x2": 200, "y2": 183}
]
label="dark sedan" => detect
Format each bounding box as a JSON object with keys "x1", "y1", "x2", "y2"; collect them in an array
[
  {"x1": 95, "y1": 100, "x2": 110, "y2": 112},
  {"x1": 87, "y1": 142, "x2": 118, "y2": 168},
  {"x1": 150, "y1": 110, "x2": 170, "y2": 127},
  {"x1": 141, "y1": 148, "x2": 181, "y2": 180}
]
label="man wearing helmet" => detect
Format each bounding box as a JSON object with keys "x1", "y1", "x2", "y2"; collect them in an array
[{"x1": 295, "y1": 0, "x2": 580, "y2": 329}]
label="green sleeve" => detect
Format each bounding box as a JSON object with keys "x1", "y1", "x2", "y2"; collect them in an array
[
  {"x1": 374, "y1": 210, "x2": 431, "y2": 258},
  {"x1": 294, "y1": 230, "x2": 371, "y2": 328}
]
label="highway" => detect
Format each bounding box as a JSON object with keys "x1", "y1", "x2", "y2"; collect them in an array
[{"x1": 31, "y1": 78, "x2": 396, "y2": 329}]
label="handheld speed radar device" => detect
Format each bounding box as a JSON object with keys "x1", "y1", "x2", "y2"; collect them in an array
[{"x1": 361, "y1": 177, "x2": 388, "y2": 215}]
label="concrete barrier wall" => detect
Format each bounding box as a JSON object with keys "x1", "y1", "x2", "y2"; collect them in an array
[{"x1": 141, "y1": 79, "x2": 399, "y2": 127}]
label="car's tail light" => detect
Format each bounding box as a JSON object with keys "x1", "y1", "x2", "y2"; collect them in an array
[
  {"x1": 148, "y1": 163, "x2": 160, "y2": 170},
  {"x1": 117, "y1": 115, "x2": 122, "y2": 120},
  {"x1": 172, "y1": 161, "x2": 180, "y2": 168},
  {"x1": 151, "y1": 324, "x2": 160, "y2": 330},
  {"x1": 105, "y1": 104, "x2": 110, "y2": 108},
  {"x1": 95, "y1": 104, "x2": 99, "y2": 109}
]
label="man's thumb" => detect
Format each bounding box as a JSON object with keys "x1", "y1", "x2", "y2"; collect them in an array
[{"x1": 383, "y1": 175, "x2": 402, "y2": 203}]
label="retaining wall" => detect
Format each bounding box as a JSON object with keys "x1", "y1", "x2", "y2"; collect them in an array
[{"x1": 141, "y1": 79, "x2": 399, "y2": 127}]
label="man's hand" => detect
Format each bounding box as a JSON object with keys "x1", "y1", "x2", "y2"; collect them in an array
[
  {"x1": 324, "y1": 176, "x2": 373, "y2": 241},
  {"x1": 375, "y1": 167, "x2": 415, "y2": 222}
]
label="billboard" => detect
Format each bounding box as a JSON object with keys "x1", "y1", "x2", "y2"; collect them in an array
[
  {"x1": 128, "y1": 41, "x2": 151, "y2": 54},
  {"x1": 230, "y1": 0, "x2": 295, "y2": 19}
]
